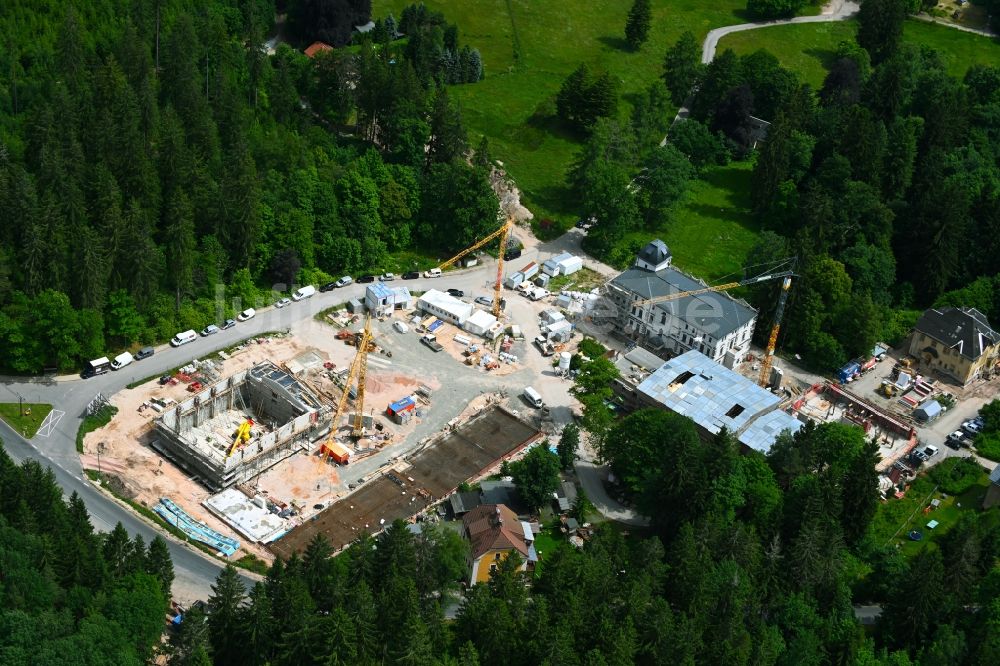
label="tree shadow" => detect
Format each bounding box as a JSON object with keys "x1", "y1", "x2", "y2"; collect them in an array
[
  {"x1": 803, "y1": 47, "x2": 839, "y2": 71},
  {"x1": 597, "y1": 34, "x2": 631, "y2": 52}
]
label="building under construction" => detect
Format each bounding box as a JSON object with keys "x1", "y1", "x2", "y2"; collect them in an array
[{"x1": 152, "y1": 362, "x2": 331, "y2": 491}]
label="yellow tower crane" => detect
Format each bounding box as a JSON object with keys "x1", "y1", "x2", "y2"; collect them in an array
[
  {"x1": 351, "y1": 315, "x2": 374, "y2": 438},
  {"x1": 627, "y1": 268, "x2": 795, "y2": 388},
  {"x1": 328, "y1": 313, "x2": 374, "y2": 442},
  {"x1": 434, "y1": 218, "x2": 514, "y2": 318}
]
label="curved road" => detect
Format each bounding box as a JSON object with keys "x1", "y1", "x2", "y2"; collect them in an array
[{"x1": 0, "y1": 264, "x2": 510, "y2": 600}]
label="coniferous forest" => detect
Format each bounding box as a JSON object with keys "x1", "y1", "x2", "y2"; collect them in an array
[{"x1": 0, "y1": 0, "x2": 495, "y2": 373}]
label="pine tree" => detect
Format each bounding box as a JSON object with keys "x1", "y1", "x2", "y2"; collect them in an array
[
  {"x1": 428, "y1": 88, "x2": 468, "y2": 165},
  {"x1": 146, "y1": 536, "x2": 175, "y2": 601},
  {"x1": 557, "y1": 424, "x2": 580, "y2": 470},
  {"x1": 164, "y1": 189, "x2": 196, "y2": 310},
  {"x1": 625, "y1": 0, "x2": 653, "y2": 50},
  {"x1": 662, "y1": 31, "x2": 704, "y2": 106},
  {"x1": 103, "y1": 522, "x2": 133, "y2": 579},
  {"x1": 207, "y1": 565, "x2": 247, "y2": 666}
]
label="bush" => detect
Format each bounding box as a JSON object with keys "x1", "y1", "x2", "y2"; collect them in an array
[
  {"x1": 928, "y1": 457, "x2": 986, "y2": 495},
  {"x1": 975, "y1": 432, "x2": 1000, "y2": 462},
  {"x1": 577, "y1": 338, "x2": 608, "y2": 359}
]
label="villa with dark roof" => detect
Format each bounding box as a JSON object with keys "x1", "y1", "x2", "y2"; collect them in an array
[
  {"x1": 607, "y1": 240, "x2": 758, "y2": 367},
  {"x1": 908, "y1": 307, "x2": 1000, "y2": 385}
]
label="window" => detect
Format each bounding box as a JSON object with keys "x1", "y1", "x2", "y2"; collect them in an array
[
  {"x1": 494, "y1": 553, "x2": 502, "y2": 561},
  {"x1": 725, "y1": 404, "x2": 745, "y2": 418},
  {"x1": 674, "y1": 371, "x2": 695, "y2": 385},
  {"x1": 660, "y1": 312, "x2": 667, "y2": 325}
]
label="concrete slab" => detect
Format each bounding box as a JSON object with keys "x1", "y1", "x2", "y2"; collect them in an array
[{"x1": 204, "y1": 488, "x2": 289, "y2": 543}]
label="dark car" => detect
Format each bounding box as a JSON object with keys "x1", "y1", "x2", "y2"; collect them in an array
[
  {"x1": 135, "y1": 346, "x2": 155, "y2": 360},
  {"x1": 320, "y1": 281, "x2": 338, "y2": 292},
  {"x1": 158, "y1": 374, "x2": 172, "y2": 385},
  {"x1": 358, "y1": 275, "x2": 376, "y2": 283},
  {"x1": 402, "y1": 271, "x2": 420, "y2": 280},
  {"x1": 503, "y1": 248, "x2": 522, "y2": 261},
  {"x1": 447, "y1": 288, "x2": 465, "y2": 298}
]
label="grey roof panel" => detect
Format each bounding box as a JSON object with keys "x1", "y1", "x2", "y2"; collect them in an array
[
  {"x1": 637, "y1": 350, "x2": 781, "y2": 436},
  {"x1": 914, "y1": 307, "x2": 999, "y2": 361},
  {"x1": 612, "y1": 266, "x2": 757, "y2": 338}
]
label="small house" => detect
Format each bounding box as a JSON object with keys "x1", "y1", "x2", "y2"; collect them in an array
[
  {"x1": 914, "y1": 400, "x2": 943, "y2": 423},
  {"x1": 462, "y1": 504, "x2": 537, "y2": 584}
]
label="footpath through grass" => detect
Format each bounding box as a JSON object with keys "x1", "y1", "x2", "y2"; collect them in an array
[
  {"x1": 718, "y1": 19, "x2": 1000, "y2": 87},
  {"x1": 0, "y1": 403, "x2": 53, "y2": 438},
  {"x1": 374, "y1": 0, "x2": 752, "y2": 224}
]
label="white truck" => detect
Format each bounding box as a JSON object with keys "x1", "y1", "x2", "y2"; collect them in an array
[{"x1": 421, "y1": 334, "x2": 444, "y2": 352}]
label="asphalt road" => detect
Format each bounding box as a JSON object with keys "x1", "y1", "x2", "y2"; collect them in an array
[{"x1": 0, "y1": 257, "x2": 534, "y2": 599}]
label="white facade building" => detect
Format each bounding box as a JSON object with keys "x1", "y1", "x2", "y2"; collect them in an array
[
  {"x1": 608, "y1": 240, "x2": 758, "y2": 365},
  {"x1": 417, "y1": 289, "x2": 474, "y2": 325}
]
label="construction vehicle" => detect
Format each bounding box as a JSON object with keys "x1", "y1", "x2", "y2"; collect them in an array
[
  {"x1": 433, "y1": 218, "x2": 514, "y2": 318},
  {"x1": 227, "y1": 419, "x2": 254, "y2": 458},
  {"x1": 617, "y1": 261, "x2": 795, "y2": 389}
]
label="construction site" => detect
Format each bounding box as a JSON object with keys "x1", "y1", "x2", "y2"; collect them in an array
[
  {"x1": 151, "y1": 361, "x2": 330, "y2": 491},
  {"x1": 79, "y1": 217, "x2": 599, "y2": 562},
  {"x1": 271, "y1": 404, "x2": 542, "y2": 557}
]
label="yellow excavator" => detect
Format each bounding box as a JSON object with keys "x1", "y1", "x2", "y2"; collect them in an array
[{"x1": 227, "y1": 419, "x2": 254, "y2": 458}]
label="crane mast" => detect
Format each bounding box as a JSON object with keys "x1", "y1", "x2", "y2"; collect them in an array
[
  {"x1": 351, "y1": 315, "x2": 373, "y2": 438},
  {"x1": 626, "y1": 266, "x2": 795, "y2": 388}
]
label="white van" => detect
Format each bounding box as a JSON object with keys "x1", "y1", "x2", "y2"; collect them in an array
[
  {"x1": 292, "y1": 285, "x2": 316, "y2": 301},
  {"x1": 171, "y1": 329, "x2": 197, "y2": 347},
  {"x1": 424, "y1": 268, "x2": 442, "y2": 278},
  {"x1": 393, "y1": 321, "x2": 409, "y2": 334},
  {"x1": 111, "y1": 351, "x2": 134, "y2": 370},
  {"x1": 523, "y1": 386, "x2": 544, "y2": 409}
]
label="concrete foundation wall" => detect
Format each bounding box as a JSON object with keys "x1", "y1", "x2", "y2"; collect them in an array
[{"x1": 152, "y1": 363, "x2": 330, "y2": 491}]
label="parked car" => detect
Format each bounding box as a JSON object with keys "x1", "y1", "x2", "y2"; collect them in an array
[
  {"x1": 424, "y1": 268, "x2": 442, "y2": 278},
  {"x1": 171, "y1": 330, "x2": 197, "y2": 347},
  {"x1": 503, "y1": 249, "x2": 522, "y2": 261},
  {"x1": 946, "y1": 431, "x2": 967, "y2": 449},
  {"x1": 447, "y1": 288, "x2": 465, "y2": 298},
  {"x1": 393, "y1": 321, "x2": 409, "y2": 333},
  {"x1": 320, "y1": 281, "x2": 338, "y2": 292},
  {"x1": 358, "y1": 275, "x2": 376, "y2": 283},
  {"x1": 237, "y1": 308, "x2": 256, "y2": 321},
  {"x1": 474, "y1": 296, "x2": 506, "y2": 308},
  {"x1": 402, "y1": 271, "x2": 420, "y2": 280},
  {"x1": 135, "y1": 346, "x2": 155, "y2": 360},
  {"x1": 201, "y1": 324, "x2": 220, "y2": 336},
  {"x1": 274, "y1": 298, "x2": 291, "y2": 308},
  {"x1": 220, "y1": 319, "x2": 236, "y2": 330},
  {"x1": 335, "y1": 276, "x2": 353, "y2": 287},
  {"x1": 923, "y1": 444, "x2": 940, "y2": 458},
  {"x1": 158, "y1": 374, "x2": 172, "y2": 385},
  {"x1": 379, "y1": 273, "x2": 396, "y2": 281},
  {"x1": 962, "y1": 420, "x2": 982, "y2": 436},
  {"x1": 292, "y1": 285, "x2": 316, "y2": 301}
]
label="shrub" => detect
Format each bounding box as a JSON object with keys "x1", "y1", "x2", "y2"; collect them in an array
[{"x1": 928, "y1": 457, "x2": 985, "y2": 495}]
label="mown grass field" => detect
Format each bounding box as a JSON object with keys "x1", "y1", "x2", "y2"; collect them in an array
[
  {"x1": 622, "y1": 161, "x2": 761, "y2": 281},
  {"x1": 0, "y1": 403, "x2": 53, "y2": 438},
  {"x1": 718, "y1": 19, "x2": 1000, "y2": 88},
  {"x1": 373, "y1": 0, "x2": 755, "y2": 224}
]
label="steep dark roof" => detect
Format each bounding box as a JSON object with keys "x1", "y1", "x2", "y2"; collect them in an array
[
  {"x1": 463, "y1": 504, "x2": 529, "y2": 560},
  {"x1": 914, "y1": 307, "x2": 1000, "y2": 361},
  {"x1": 612, "y1": 265, "x2": 757, "y2": 338},
  {"x1": 637, "y1": 240, "x2": 671, "y2": 267}
]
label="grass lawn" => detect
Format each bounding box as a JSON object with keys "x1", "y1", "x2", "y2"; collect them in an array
[
  {"x1": 548, "y1": 266, "x2": 606, "y2": 292},
  {"x1": 373, "y1": 0, "x2": 759, "y2": 226},
  {"x1": 0, "y1": 403, "x2": 54, "y2": 438},
  {"x1": 622, "y1": 160, "x2": 761, "y2": 281},
  {"x1": 718, "y1": 19, "x2": 1000, "y2": 87},
  {"x1": 868, "y1": 471, "x2": 991, "y2": 558}
]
